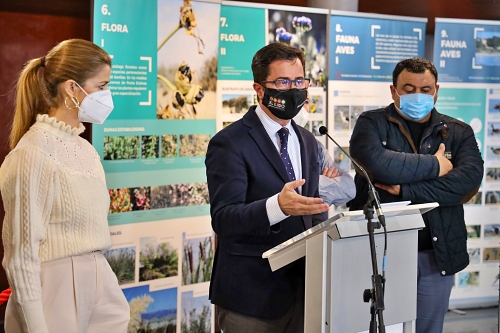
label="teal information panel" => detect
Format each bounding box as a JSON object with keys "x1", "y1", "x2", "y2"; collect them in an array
[
  {"x1": 93, "y1": 0, "x2": 157, "y2": 119},
  {"x1": 436, "y1": 87, "x2": 486, "y2": 155},
  {"x1": 217, "y1": 5, "x2": 266, "y2": 80}
]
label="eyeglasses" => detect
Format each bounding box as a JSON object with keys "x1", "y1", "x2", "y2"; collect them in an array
[{"x1": 260, "y1": 78, "x2": 311, "y2": 91}]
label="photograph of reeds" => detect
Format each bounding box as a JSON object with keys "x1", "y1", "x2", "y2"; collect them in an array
[
  {"x1": 139, "y1": 237, "x2": 179, "y2": 282},
  {"x1": 181, "y1": 291, "x2": 211, "y2": 333},
  {"x1": 124, "y1": 285, "x2": 177, "y2": 333},
  {"x1": 182, "y1": 233, "x2": 214, "y2": 285},
  {"x1": 103, "y1": 136, "x2": 140, "y2": 160},
  {"x1": 161, "y1": 134, "x2": 178, "y2": 158},
  {"x1": 102, "y1": 246, "x2": 136, "y2": 285},
  {"x1": 179, "y1": 134, "x2": 211, "y2": 156}
]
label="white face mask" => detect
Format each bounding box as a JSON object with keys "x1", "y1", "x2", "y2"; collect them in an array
[
  {"x1": 72, "y1": 81, "x2": 114, "y2": 124},
  {"x1": 293, "y1": 107, "x2": 309, "y2": 127}
]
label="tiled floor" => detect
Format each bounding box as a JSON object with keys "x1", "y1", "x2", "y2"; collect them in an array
[{"x1": 443, "y1": 306, "x2": 498, "y2": 333}]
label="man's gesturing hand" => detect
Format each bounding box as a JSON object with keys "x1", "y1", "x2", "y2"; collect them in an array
[{"x1": 278, "y1": 179, "x2": 329, "y2": 216}]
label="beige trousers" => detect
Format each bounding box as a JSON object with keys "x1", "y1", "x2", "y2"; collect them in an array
[{"x1": 5, "y1": 252, "x2": 130, "y2": 333}]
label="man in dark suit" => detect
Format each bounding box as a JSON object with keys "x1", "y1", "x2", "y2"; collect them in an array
[{"x1": 205, "y1": 43, "x2": 329, "y2": 333}]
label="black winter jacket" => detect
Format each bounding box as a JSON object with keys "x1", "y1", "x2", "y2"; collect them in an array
[{"x1": 349, "y1": 103, "x2": 483, "y2": 276}]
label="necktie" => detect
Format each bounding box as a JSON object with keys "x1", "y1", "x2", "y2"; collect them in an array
[{"x1": 278, "y1": 127, "x2": 296, "y2": 182}]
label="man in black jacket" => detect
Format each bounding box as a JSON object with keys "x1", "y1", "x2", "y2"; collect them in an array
[{"x1": 349, "y1": 58, "x2": 483, "y2": 333}]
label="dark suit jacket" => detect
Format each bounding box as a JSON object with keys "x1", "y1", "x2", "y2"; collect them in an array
[{"x1": 205, "y1": 106, "x2": 325, "y2": 319}]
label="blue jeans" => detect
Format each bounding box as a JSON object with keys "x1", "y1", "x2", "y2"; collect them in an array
[{"x1": 416, "y1": 250, "x2": 454, "y2": 333}]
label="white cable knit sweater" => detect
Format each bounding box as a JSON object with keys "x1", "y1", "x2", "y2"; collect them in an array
[{"x1": 0, "y1": 114, "x2": 112, "y2": 333}]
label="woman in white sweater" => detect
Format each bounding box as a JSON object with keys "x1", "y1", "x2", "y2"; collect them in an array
[{"x1": 0, "y1": 39, "x2": 130, "y2": 333}]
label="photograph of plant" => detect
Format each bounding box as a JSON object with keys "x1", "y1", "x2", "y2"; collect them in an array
[
  {"x1": 123, "y1": 285, "x2": 177, "y2": 333},
  {"x1": 161, "y1": 134, "x2": 178, "y2": 158},
  {"x1": 179, "y1": 134, "x2": 211, "y2": 157},
  {"x1": 139, "y1": 237, "x2": 178, "y2": 282},
  {"x1": 222, "y1": 94, "x2": 252, "y2": 114},
  {"x1": 150, "y1": 183, "x2": 209, "y2": 209},
  {"x1": 109, "y1": 188, "x2": 133, "y2": 214},
  {"x1": 103, "y1": 136, "x2": 140, "y2": 160},
  {"x1": 181, "y1": 291, "x2": 211, "y2": 333},
  {"x1": 157, "y1": 0, "x2": 219, "y2": 119},
  {"x1": 182, "y1": 233, "x2": 214, "y2": 285},
  {"x1": 142, "y1": 135, "x2": 160, "y2": 159},
  {"x1": 102, "y1": 246, "x2": 136, "y2": 285},
  {"x1": 131, "y1": 187, "x2": 151, "y2": 211},
  {"x1": 268, "y1": 9, "x2": 327, "y2": 87},
  {"x1": 170, "y1": 183, "x2": 209, "y2": 207},
  {"x1": 150, "y1": 186, "x2": 170, "y2": 209}
]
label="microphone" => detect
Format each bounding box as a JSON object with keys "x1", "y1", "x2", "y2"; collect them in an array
[{"x1": 318, "y1": 126, "x2": 386, "y2": 227}]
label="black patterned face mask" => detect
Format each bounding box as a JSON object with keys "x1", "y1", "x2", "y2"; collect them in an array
[{"x1": 262, "y1": 87, "x2": 307, "y2": 120}]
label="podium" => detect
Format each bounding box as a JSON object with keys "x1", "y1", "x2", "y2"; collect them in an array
[{"x1": 262, "y1": 202, "x2": 438, "y2": 333}]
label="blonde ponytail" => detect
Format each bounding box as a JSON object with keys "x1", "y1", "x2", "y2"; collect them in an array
[
  {"x1": 9, "y1": 57, "x2": 47, "y2": 149},
  {"x1": 9, "y1": 39, "x2": 111, "y2": 150}
]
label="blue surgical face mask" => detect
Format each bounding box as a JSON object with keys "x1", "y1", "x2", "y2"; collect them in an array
[{"x1": 396, "y1": 91, "x2": 436, "y2": 121}]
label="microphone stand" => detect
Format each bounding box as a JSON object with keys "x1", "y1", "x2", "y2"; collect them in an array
[{"x1": 319, "y1": 126, "x2": 386, "y2": 333}]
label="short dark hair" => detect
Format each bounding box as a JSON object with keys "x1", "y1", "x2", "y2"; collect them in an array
[
  {"x1": 251, "y1": 43, "x2": 305, "y2": 83},
  {"x1": 392, "y1": 58, "x2": 438, "y2": 86}
]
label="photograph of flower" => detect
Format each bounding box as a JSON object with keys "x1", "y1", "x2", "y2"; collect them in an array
[
  {"x1": 222, "y1": 94, "x2": 252, "y2": 114},
  {"x1": 102, "y1": 246, "x2": 136, "y2": 285},
  {"x1": 139, "y1": 237, "x2": 178, "y2": 282},
  {"x1": 157, "y1": 0, "x2": 219, "y2": 119},
  {"x1": 131, "y1": 187, "x2": 151, "y2": 211},
  {"x1": 179, "y1": 134, "x2": 211, "y2": 156},
  {"x1": 109, "y1": 188, "x2": 133, "y2": 214},
  {"x1": 268, "y1": 9, "x2": 327, "y2": 87},
  {"x1": 309, "y1": 94, "x2": 324, "y2": 114},
  {"x1": 458, "y1": 271, "x2": 480, "y2": 288},
  {"x1": 142, "y1": 135, "x2": 160, "y2": 159},
  {"x1": 181, "y1": 291, "x2": 211, "y2": 333},
  {"x1": 123, "y1": 285, "x2": 177, "y2": 333},
  {"x1": 103, "y1": 136, "x2": 140, "y2": 160},
  {"x1": 182, "y1": 233, "x2": 214, "y2": 285},
  {"x1": 161, "y1": 134, "x2": 178, "y2": 158}
]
